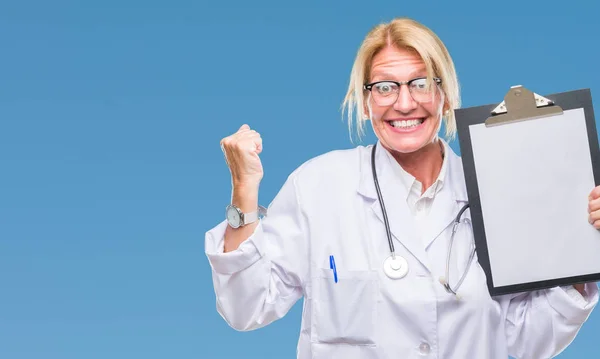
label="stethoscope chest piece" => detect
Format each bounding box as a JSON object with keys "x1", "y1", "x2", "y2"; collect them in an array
[{"x1": 383, "y1": 255, "x2": 409, "y2": 279}]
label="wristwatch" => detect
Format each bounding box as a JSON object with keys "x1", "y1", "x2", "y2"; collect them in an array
[{"x1": 225, "y1": 204, "x2": 267, "y2": 229}]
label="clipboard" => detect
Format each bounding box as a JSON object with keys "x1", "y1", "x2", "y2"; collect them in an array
[{"x1": 455, "y1": 85, "x2": 600, "y2": 296}]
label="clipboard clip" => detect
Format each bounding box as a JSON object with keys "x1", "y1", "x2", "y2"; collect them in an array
[{"x1": 486, "y1": 85, "x2": 563, "y2": 127}]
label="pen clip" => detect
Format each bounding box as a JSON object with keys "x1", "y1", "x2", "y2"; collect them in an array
[{"x1": 329, "y1": 255, "x2": 338, "y2": 283}]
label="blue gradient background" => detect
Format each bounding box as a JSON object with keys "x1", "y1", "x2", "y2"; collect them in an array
[{"x1": 1, "y1": 1, "x2": 599, "y2": 358}]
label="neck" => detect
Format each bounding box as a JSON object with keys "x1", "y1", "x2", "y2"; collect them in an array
[{"x1": 390, "y1": 139, "x2": 444, "y2": 194}]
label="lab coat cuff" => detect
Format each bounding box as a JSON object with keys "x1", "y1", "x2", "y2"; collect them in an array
[
  {"x1": 204, "y1": 220, "x2": 266, "y2": 275},
  {"x1": 560, "y1": 285, "x2": 590, "y2": 307},
  {"x1": 549, "y1": 283, "x2": 599, "y2": 323}
]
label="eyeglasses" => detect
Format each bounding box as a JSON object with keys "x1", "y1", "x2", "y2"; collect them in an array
[{"x1": 364, "y1": 77, "x2": 442, "y2": 107}]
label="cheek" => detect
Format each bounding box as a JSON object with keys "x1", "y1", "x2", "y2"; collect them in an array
[
  {"x1": 369, "y1": 102, "x2": 391, "y2": 122},
  {"x1": 369, "y1": 113, "x2": 388, "y2": 136},
  {"x1": 423, "y1": 100, "x2": 444, "y2": 121}
]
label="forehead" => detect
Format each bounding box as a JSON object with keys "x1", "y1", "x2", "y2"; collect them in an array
[{"x1": 369, "y1": 46, "x2": 426, "y2": 80}]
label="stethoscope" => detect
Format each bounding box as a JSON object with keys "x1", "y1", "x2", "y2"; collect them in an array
[{"x1": 371, "y1": 143, "x2": 476, "y2": 296}]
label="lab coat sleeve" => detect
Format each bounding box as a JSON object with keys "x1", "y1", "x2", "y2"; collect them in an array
[
  {"x1": 204, "y1": 172, "x2": 308, "y2": 332},
  {"x1": 501, "y1": 282, "x2": 599, "y2": 359}
]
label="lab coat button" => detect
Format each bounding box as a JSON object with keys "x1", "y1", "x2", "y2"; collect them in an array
[{"x1": 419, "y1": 342, "x2": 430, "y2": 355}]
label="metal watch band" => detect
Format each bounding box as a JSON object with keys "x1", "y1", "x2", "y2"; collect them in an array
[{"x1": 243, "y1": 205, "x2": 268, "y2": 225}]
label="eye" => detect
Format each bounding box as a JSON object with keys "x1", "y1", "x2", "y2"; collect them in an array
[
  {"x1": 411, "y1": 78, "x2": 428, "y2": 90},
  {"x1": 374, "y1": 82, "x2": 398, "y2": 95}
]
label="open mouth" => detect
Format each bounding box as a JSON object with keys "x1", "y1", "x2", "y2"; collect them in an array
[{"x1": 385, "y1": 118, "x2": 425, "y2": 132}]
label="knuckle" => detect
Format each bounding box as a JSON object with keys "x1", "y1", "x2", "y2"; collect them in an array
[{"x1": 235, "y1": 140, "x2": 248, "y2": 150}]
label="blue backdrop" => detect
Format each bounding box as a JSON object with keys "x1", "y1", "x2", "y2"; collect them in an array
[{"x1": 1, "y1": 1, "x2": 599, "y2": 358}]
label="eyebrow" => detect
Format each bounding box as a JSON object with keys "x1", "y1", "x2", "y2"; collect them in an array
[{"x1": 370, "y1": 70, "x2": 428, "y2": 82}]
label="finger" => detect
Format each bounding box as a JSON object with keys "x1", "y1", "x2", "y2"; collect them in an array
[
  {"x1": 220, "y1": 136, "x2": 229, "y2": 147},
  {"x1": 589, "y1": 197, "x2": 600, "y2": 213},
  {"x1": 593, "y1": 220, "x2": 600, "y2": 230},
  {"x1": 220, "y1": 138, "x2": 231, "y2": 155},
  {"x1": 247, "y1": 138, "x2": 261, "y2": 153},
  {"x1": 237, "y1": 129, "x2": 260, "y2": 139},
  {"x1": 235, "y1": 133, "x2": 261, "y2": 147},
  {"x1": 223, "y1": 132, "x2": 255, "y2": 148},
  {"x1": 589, "y1": 186, "x2": 600, "y2": 200},
  {"x1": 255, "y1": 137, "x2": 263, "y2": 154},
  {"x1": 229, "y1": 131, "x2": 258, "y2": 146},
  {"x1": 229, "y1": 137, "x2": 259, "y2": 154},
  {"x1": 589, "y1": 209, "x2": 600, "y2": 224},
  {"x1": 236, "y1": 130, "x2": 260, "y2": 140}
]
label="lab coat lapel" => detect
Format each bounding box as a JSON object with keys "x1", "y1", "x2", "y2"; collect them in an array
[
  {"x1": 422, "y1": 146, "x2": 470, "y2": 249},
  {"x1": 358, "y1": 142, "x2": 433, "y2": 272},
  {"x1": 422, "y1": 184, "x2": 457, "y2": 249}
]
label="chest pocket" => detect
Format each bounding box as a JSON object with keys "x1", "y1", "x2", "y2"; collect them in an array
[{"x1": 311, "y1": 267, "x2": 379, "y2": 346}]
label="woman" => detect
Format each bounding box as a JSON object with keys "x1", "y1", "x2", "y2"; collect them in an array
[{"x1": 205, "y1": 17, "x2": 600, "y2": 358}]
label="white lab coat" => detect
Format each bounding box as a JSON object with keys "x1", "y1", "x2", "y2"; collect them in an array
[{"x1": 205, "y1": 140, "x2": 599, "y2": 359}]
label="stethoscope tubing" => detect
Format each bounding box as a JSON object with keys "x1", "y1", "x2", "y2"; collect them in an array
[
  {"x1": 371, "y1": 143, "x2": 397, "y2": 259},
  {"x1": 370, "y1": 143, "x2": 473, "y2": 295}
]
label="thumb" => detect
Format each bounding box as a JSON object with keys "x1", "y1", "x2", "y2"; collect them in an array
[{"x1": 238, "y1": 124, "x2": 250, "y2": 132}]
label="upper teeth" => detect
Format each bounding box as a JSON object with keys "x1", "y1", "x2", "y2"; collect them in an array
[{"x1": 391, "y1": 119, "x2": 423, "y2": 128}]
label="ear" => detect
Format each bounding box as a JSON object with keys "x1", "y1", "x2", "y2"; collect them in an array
[
  {"x1": 442, "y1": 99, "x2": 451, "y2": 117},
  {"x1": 362, "y1": 97, "x2": 371, "y2": 119}
]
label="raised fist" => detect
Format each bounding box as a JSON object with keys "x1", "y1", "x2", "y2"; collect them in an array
[{"x1": 220, "y1": 124, "x2": 264, "y2": 189}]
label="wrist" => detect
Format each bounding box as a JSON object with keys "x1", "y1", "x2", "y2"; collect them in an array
[
  {"x1": 573, "y1": 283, "x2": 587, "y2": 297},
  {"x1": 232, "y1": 179, "x2": 260, "y2": 192},
  {"x1": 231, "y1": 184, "x2": 259, "y2": 213}
]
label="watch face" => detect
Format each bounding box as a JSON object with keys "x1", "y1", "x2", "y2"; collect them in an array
[{"x1": 226, "y1": 206, "x2": 242, "y2": 228}]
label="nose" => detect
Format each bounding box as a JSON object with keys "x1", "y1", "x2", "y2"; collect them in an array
[{"x1": 393, "y1": 85, "x2": 418, "y2": 113}]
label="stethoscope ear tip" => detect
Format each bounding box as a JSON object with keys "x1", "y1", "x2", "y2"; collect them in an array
[{"x1": 439, "y1": 276, "x2": 462, "y2": 299}]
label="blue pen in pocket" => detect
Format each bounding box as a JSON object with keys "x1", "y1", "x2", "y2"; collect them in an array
[{"x1": 329, "y1": 255, "x2": 338, "y2": 283}]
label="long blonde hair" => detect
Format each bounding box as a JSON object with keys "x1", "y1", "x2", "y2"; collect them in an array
[{"x1": 342, "y1": 17, "x2": 461, "y2": 142}]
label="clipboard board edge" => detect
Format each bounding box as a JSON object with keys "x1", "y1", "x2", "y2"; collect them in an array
[
  {"x1": 454, "y1": 87, "x2": 600, "y2": 295},
  {"x1": 489, "y1": 272, "x2": 600, "y2": 297}
]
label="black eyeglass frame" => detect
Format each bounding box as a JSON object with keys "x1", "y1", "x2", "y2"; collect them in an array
[
  {"x1": 363, "y1": 76, "x2": 442, "y2": 92},
  {"x1": 363, "y1": 77, "x2": 443, "y2": 105}
]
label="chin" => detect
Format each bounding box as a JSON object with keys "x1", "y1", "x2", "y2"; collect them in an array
[{"x1": 385, "y1": 138, "x2": 430, "y2": 154}]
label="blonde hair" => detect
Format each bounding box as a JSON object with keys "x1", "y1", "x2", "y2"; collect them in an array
[{"x1": 342, "y1": 17, "x2": 461, "y2": 142}]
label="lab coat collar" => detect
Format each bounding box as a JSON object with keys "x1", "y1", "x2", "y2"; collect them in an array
[
  {"x1": 357, "y1": 139, "x2": 467, "y2": 207},
  {"x1": 357, "y1": 139, "x2": 469, "y2": 272},
  {"x1": 382, "y1": 139, "x2": 450, "y2": 206}
]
